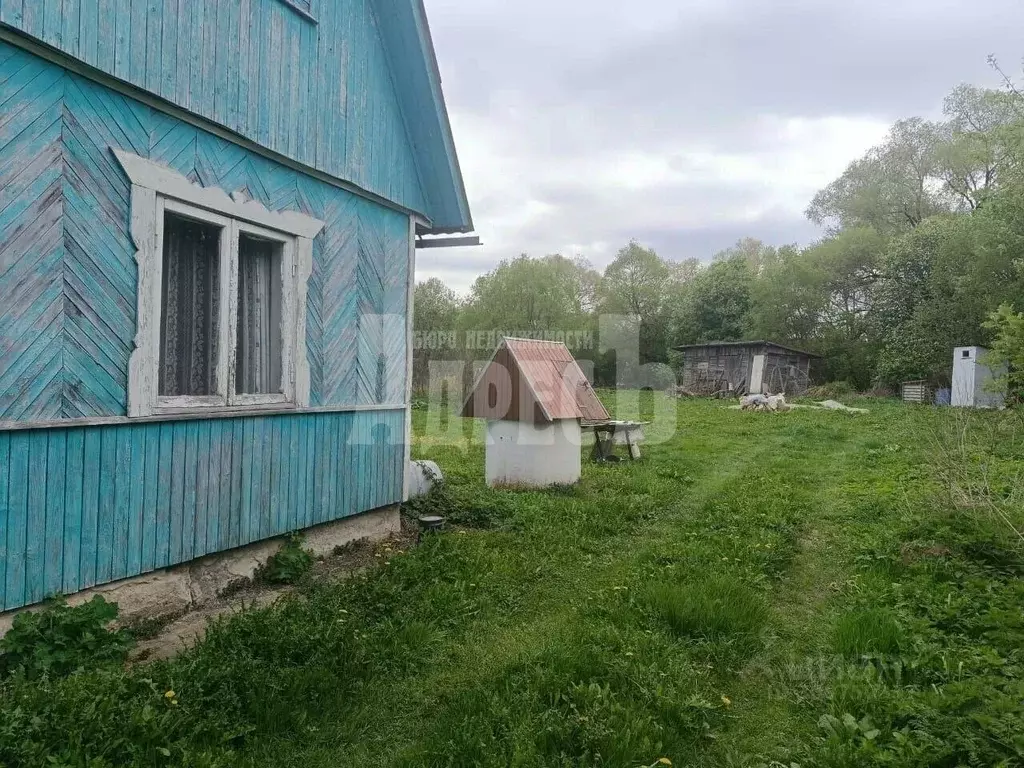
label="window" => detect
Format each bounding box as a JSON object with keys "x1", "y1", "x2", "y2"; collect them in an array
[
  {"x1": 115, "y1": 150, "x2": 323, "y2": 417},
  {"x1": 962, "y1": 350, "x2": 971, "y2": 359},
  {"x1": 155, "y1": 202, "x2": 295, "y2": 410}
]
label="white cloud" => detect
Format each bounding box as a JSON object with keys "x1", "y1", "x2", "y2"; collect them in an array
[{"x1": 418, "y1": 0, "x2": 1024, "y2": 293}]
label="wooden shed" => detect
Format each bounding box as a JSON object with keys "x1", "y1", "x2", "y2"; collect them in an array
[
  {"x1": 462, "y1": 339, "x2": 609, "y2": 487},
  {"x1": 0, "y1": 1, "x2": 474, "y2": 614},
  {"x1": 675, "y1": 341, "x2": 819, "y2": 396}
]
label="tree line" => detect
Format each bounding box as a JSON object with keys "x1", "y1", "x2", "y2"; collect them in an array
[{"x1": 415, "y1": 76, "x2": 1024, "y2": 395}]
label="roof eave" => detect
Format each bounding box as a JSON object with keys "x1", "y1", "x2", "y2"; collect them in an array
[{"x1": 413, "y1": 0, "x2": 474, "y2": 233}]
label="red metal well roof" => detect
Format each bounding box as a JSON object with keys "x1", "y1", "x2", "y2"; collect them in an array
[{"x1": 461, "y1": 338, "x2": 610, "y2": 422}]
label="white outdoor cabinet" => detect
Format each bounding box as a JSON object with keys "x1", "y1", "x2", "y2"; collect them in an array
[
  {"x1": 485, "y1": 419, "x2": 583, "y2": 487},
  {"x1": 951, "y1": 346, "x2": 1006, "y2": 408}
]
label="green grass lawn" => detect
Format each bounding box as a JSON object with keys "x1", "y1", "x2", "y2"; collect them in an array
[{"x1": 2, "y1": 395, "x2": 1022, "y2": 767}]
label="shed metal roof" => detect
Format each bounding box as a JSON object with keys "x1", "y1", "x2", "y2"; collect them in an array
[
  {"x1": 674, "y1": 340, "x2": 822, "y2": 358},
  {"x1": 461, "y1": 338, "x2": 610, "y2": 423}
]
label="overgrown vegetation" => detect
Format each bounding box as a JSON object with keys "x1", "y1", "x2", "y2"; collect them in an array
[
  {"x1": 0, "y1": 397, "x2": 1021, "y2": 767},
  {"x1": 0, "y1": 597, "x2": 134, "y2": 681},
  {"x1": 256, "y1": 534, "x2": 314, "y2": 585}
]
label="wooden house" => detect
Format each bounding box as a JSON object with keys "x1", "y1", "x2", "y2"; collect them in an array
[
  {"x1": 461, "y1": 339, "x2": 609, "y2": 487},
  {"x1": 675, "y1": 341, "x2": 818, "y2": 396},
  {"x1": 0, "y1": 1, "x2": 474, "y2": 613}
]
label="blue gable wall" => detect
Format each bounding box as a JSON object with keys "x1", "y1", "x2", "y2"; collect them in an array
[
  {"x1": 0, "y1": 41, "x2": 409, "y2": 423},
  {"x1": 0, "y1": 0, "x2": 457, "y2": 225}
]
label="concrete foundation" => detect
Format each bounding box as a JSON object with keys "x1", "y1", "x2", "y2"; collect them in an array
[{"x1": 0, "y1": 505, "x2": 400, "y2": 638}]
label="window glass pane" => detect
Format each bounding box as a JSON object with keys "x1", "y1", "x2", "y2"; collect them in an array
[
  {"x1": 159, "y1": 213, "x2": 221, "y2": 397},
  {"x1": 236, "y1": 233, "x2": 283, "y2": 395}
]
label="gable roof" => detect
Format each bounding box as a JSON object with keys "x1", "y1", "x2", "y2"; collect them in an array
[
  {"x1": 462, "y1": 339, "x2": 610, "y2": 423},
  {"x1": 370, "y1": 0, "x2": 474, "y2": 234},
  {"x1": 674, "y1": 340, "x2": 821, "y2": 358}
]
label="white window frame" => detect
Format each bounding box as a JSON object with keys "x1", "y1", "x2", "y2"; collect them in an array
[{"x1": 113, "y1": 149, "x2": 324, "y2": 418}]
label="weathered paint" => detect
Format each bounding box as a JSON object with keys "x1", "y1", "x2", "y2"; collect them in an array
[
  {"x1": 0, "y1": 409, "x2": 404, "y2": 611},
  {"x1": 0, "y1": 0, "x2": 470, "y2": 231},
  {"x1": 0, "y1": 42, "x2": 409, "y2": 422}
]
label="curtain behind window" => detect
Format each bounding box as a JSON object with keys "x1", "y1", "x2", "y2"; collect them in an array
[
  {"x1": 159, "y1": 215, "x2": 221, "y2": 397},
  {"x1": 236, "y1": 235, "x2": 283, "y2": 394}
]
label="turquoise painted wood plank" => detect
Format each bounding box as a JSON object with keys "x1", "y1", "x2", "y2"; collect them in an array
[
  {"x1": 42, "y1": 0, "x2": 62, "y2": 48},
  {"x1": 273, "y1": 416, "x2": 286, "y2": 533},
  {"x1": 172, "y1": 0, "x2": 190, "y2": 110},
  {"x1": 257, "y1": 418, "x2": 272, "y2": 539},
  {"x1": 95, "y1": 427, "x2": 117, "y2": 584},
  {"x1": 223, "y1": 0, "x2": 239, "y2": 130},
  {"x1": 79, "y1": 428, "x2": 100, "y2": 589},
  {"x1": 168, "y1": 421, "x2": 186, "y2": 564},
  {"x1": 200, "y1": 0, "x2": 218, "y2": 125},
  {"x1": 129, "y1": 0, "x2": 148, "y2": 82},
  {"x1": 0, "y1": 2, "x2": 24, "y2": 26},
  {"x1": 304, "y1": 414, "x2": 316, "y2": 528},
  {"x1": 20, "y1": 0, "x2": 40, "y2": 38},
  {"x1": 79, "y1": 0, "x2": 100, "y2": 66},
  {"x1": 61, "y1": 430, "x2": 84, "y2": 593},
  {"x1": 43, "y1": 430, "x2": 66, "y2": 598},
  {"x1": 141, "y1": 423, "x2": 160, "y2": 572},
  {"x1": 113, "y1": 0, "x2": 132, "y2": 80},
  {"x1": 4, "y1": 432, "x2": 28, "y2": 610},
  {"x1": 127, "y1": 427, "x2": 145, "y2": 575},
  {"x1": 235, "y1": 0, "x2": 251, "y2": 135},
  {"x1": 0, "y1": 433, "x2": 8, "y2": 601},
  {"x1": 157, "y1": 0, "x2": 176, "y2": 100},
  {"x1": 111, "y1": 427, "x2": 131, "y2": 580},
  {"x1": 97, "y1": 0, "x2": 116, "y2": 72},
  {"x1": 205, "y1": 418, "x2": 222, "y2": 552},
  {"x1": 144, "y1": 0, "x2": 162, "y2": 95},
  {"x1": 239, "y1": 418, "x2": 254, "y2": 546},
  {"x1": 155, "y1": 423, "x2": 174, "y2": 568},
  {"x1": 24, "y1": 431, "x2": 48, "y2": 603},
  {"x1": 194, "y1": 420, "x2": 211, "y2": 557},
  {"x1": 181, "y1": 421, "x2": 198, "y2": 562},
  {"x1": 287, "y1": 416, "x2": 300, "y2": 532},
  {"x1": 228, "y1": 419, "x2": 244, "y2": 549}
]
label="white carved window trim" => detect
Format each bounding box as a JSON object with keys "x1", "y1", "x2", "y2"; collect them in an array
[{"x1": 113, "y1": 149, "x2": 324, "y2": 418}]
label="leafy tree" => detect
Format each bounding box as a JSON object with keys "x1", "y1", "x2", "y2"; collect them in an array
[
  {"x1": 937, "y1": 84, "x2": 1024, "y2": 209},
  {"x1": 713, "y1": 237, "x2": 784, "y2": 276},
  {"x1": 984, "y1": 304, "x2": 1024, "y2": 401},
  {"x1": 670, "y1": 256, "x2": 753, "y2": 345},
  {"x1": 599, "y1": 241, "x2": 673, "y2": 364},
  {"x1": 462, "y1": 254, "x2": 599, "y2": 335},
  {"x1": 413, "y1": 278, "x2": 461, "y2": 392},
  {"x1": 747, "y1": 245, "x2": 825, "y2": 346},
  {"x1": 807, "y1": 118, "x2": 949, "y2": 233}
]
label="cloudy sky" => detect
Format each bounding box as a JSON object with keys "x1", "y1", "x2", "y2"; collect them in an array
[{"x1": 417, "y1": 0, "x2": 1024, "y2": 293}]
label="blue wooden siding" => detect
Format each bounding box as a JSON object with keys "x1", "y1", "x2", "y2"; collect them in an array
[
  {"x1": 0, "y1": 409, "x2": 404, "y2": 611},
  {"x1": 0, "y1": 41, "x2": 410, "y2": 422},
  {"x1": 0, "y1": 0, "x2": 436, "y2": 221}
]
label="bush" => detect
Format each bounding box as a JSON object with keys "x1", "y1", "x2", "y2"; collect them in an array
[
  {"x1": 644, "y1": 576, "x2": 768, "y2": 642},
  {"x1": 0, "y1": 596, "x2": 134, "y2": 680},
  {"x1": 257, "y1": 534, "x2": 314, "y2": 585}
]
